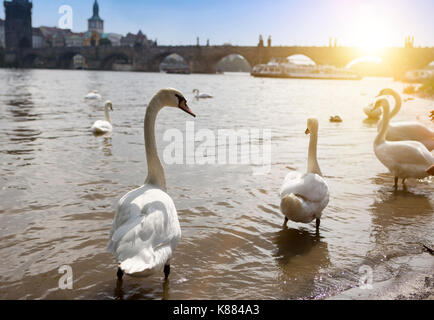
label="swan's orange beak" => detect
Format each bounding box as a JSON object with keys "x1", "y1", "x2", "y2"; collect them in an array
[{"x1": 179, "y1": 100, "x2": 196, "y2": 117}]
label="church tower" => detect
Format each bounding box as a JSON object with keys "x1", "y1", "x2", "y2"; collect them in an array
[
  {"x1": 88, "y1": 0, "x2": 104, "y2": 34},
  {"x1": 3, "y1": 0, "x2": 33, "y2": 52}
]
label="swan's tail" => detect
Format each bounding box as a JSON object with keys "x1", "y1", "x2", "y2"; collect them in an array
[{"x1": 280, "y1": 194, "x2": 304, "y2": 222}]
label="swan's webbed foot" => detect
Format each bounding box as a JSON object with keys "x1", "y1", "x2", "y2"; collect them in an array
[
  {"x1": 402, "y1": 178, "x2": 407, "y2": 189},
  {"x1": 117, "y1": 267, "x2": 124, "y2": 281},
  {"x1": 164, "y1": 264, "x2": 171, "y2": 279}
]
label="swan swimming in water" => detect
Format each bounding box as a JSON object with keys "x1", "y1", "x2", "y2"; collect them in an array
[
  {"x1": 91, "y1": 101, "x2": 113, "y2": 135},
  {"x1": 107, "y1": 88, "x2": 196, "y2": 281},
  {"x1": 193, "y1": 89, "x2": 213, "y2": 99},
  {"x1": 364, "y1": 103, "x2": 382, "y2": 119},
  {"x1": 85, "y1": 90, "x2": 102, "y2": 100},
  {"x1": 372, "y1": 96, "x2": 434, "y2": 189},
  {"x1": 280, "y1": 118, "x2": 330, "y2": 232},
  {"x1": 376, "y1": 88, "x2": 434, "y2": 151}
]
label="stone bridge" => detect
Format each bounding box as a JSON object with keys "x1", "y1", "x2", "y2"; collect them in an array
[{"x1": 20, "y1": 45, "x2": 434, "y2": 77}]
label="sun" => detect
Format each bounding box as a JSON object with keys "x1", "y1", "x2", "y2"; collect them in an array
[{"x1": 352, "y1": 4, "x2": 393, "y2": 54}]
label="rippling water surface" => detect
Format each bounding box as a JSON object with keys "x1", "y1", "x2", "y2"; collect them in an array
[{"x1": 0, "y1": 69, "x2": 433, "y2": 300}]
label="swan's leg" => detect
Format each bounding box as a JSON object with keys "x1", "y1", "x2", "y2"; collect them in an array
[
  {"x1": 402, "y1": 178, "x2": 406, "y2": 186},
  {"x1": 315, "y1": 218, "x2": 320, "y2": 231},
  {"x1": 164, "y1": 264, "x2": 171, "y2": 279},
  {"x1": 117, "y1": 267, "x2": 124, "y2": 281},
  {"x1": 284, "y1": 217, "x2": 288, "y2": 226},
  {"x1": 394, "y1": 177, "x2": 398, "y2": 188}
]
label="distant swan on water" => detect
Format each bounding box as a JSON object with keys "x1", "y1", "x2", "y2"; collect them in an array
[
  {"x1": 372, "y1": 96, "x2": 434, "y2": 189},
  {"x1": 91, "y1": 101, "x2": 113, "y2": 135},
  {"x1": 107, "y1": 88, "x2": 196, "y2": 281},
  {"x1": 193, "y1": 89, "x2": 213, "y2": 99},
  {"x1": 376, "y1": 88, "x2": 434, "y2": 151},
  {"x1": 280, "y1": 118, "x2": 330, "y2": 232},
  {"x1": 85, "y1": 90, "x2": 102, "y2": 100}
]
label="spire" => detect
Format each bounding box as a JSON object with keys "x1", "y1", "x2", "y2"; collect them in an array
[{"x1": 93, "y1": 0, "x2": 99, "y2": 17}]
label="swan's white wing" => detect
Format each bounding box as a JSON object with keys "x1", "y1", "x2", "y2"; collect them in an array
[
  {"x1": 377, "y1": 141, "x2": 433, "y2": 166},
  {"x1": 108, "y1": 185, "x2": 181, "y2": 275},
  {"x1": 91, "y1": 120, "x2": 112, "y2": 133},
  {"x1": 386, "y1": 121, "x2": 434, "y2": 140}
]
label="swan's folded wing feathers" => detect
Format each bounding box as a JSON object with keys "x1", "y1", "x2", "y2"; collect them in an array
[{"x1": 281, "y1": 172, "x2": 328, "y2": 203}]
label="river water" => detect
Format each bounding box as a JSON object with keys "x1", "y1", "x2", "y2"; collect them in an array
[{"x1": 0, "y1": 69, "x2": 433, "y2": 300}]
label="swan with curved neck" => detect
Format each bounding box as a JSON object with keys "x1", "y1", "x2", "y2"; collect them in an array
[
  {"x1": 376, "y1": 88, "x2": 434, "y2": 151},
  {"x1": 280, "y1": 118, "x2": 329, "y2": 232},
  {"x1": 108, "y1": 88, "x2": 195, "y2": 280},
  {"x1": 193, "y1": 89, "x2": 213, "y2": 99},
  {"x1": 373, "y1": 96, "x2": 433, "y2": 188},
  {"x1": 91, "y1": 101, "x2": 113, "y2": 134}
]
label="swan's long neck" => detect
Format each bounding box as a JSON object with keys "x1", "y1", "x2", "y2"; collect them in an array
[
  {"x1": 388, "y1": 90, "x2": 402, "y2": 119},
  {"x1": 144, "y1": 97, "x2": 166, "y2": 190},
  {"x1": 375, "y1": 98, "x2": 391, "y2": 146},
  {"x1": 307, "y1": 130, "x2": 322, "y2": 176},
  {"x1": 104, "y1": 106, "x2": 111, "y2": 123}
]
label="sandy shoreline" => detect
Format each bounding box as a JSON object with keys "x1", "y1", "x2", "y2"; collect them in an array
[{"x1": 329, "y1": 252, "x2": 434, "y2": 300}]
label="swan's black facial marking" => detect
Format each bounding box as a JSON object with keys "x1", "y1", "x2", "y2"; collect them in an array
[
  {"x1": 175, "y1": 94, "x2": 196, "y2": 117},
  {"x1": 175, "y1": 94, "x2": 187, "y2": 108}
]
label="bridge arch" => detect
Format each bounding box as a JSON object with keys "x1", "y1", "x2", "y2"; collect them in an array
[
  {"x1": 100, "y1": 52, "x2": 132, "y2": 70},
  {"x1": 159, "y1": 53, "x2": 190, "y2": 73},
  {"x1": 23, "y1": 53, "x2": 47, "y2": 68},
  {"x1": 346, "y1": 56, "x2": 393, "y2": 77},
  {"x1": 57, "y1": 51, "x2": 82, "y2": 69},
  {"x1": 286, "y1": 54, "x2": 316, "y2": 65},
  {"x1": 216, "y1": 54, "x2": 251, "y2": 73}
]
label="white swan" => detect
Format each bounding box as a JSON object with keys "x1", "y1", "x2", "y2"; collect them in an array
[
  {"x1": 376, "y1": 88, "x2": 434, "y2": 151},
  {"x1": 373, "y1": 96, "x2": 434, "y2": 188},
  {"x1": 193, "y1": 89, "x2": 213, "y2": 99},
  {"x1": 107, "y1": 89, "x2": 196, "y2": 280},
  {"x1": 91, "y1": 101, "x2": 113, "y2": 134},
  {"x1": 280, "y1": 118, "x2": 330, "y2": 232},
  {"x1": 364, "y1": 102, "x2": 382, "y2": 119},
  {"x1": 85, "y1": 90, "x2": 102, "y2": 100}
]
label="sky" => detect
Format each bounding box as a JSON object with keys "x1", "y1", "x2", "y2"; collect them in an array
[{"x1": 1, "y1": 0, "x2": 433, "y2": 47}]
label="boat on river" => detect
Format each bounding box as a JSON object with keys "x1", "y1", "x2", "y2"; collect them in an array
[{"x1": 251, "y1": 61, "x2": 361, "y2": 80}]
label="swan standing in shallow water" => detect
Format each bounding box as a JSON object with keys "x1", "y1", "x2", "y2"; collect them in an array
[
  {"x1": 85, "y1": 90, "x2": 102, "y2": 100},
  {"x1": 376, "y1": 88, "x2": 434, "y2": 151},
  {"x1": 91, "y1": 101, "x2": 113, "y2": 134},
  {"x1": 372, "y1": 96, "x2": 434, "y2": 189},
  {"x1": 193, "y1": 89, "x2": 213, "y2": 99},
  {"x1": 107, "y1": 89, "x2": 196, "y2": 280},
  {"x1": 280, "y1": 118, "x2": 330, "y2": 232}
]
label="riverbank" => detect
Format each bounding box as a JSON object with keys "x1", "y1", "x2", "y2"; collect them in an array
[{"x1": 329, "y1": 252, "x2": 434, "y2": 300}]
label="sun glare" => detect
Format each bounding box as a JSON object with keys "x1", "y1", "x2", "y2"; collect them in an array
[{"x1": 352, "y1": 4, "x2": 393, "y2": 54}]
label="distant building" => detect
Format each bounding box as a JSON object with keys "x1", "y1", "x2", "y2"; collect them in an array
[
  {"x1": 65, "y1": 33, "x2": 84, "y2": 47},
  {"x1": 83, "y1": 30, "x2": 101, "y2": 47},
  {"x1": 121, "y1": 31, "x2": 156, "y2": 48},
  {"x1": 88, "y1": 0, "x2": 104, "y2": 34},
  {"x1": 4, "y1": 0, "x2": 33, "y2": 52},
  {"x1": 38, "y1": 27, "x2": 74, "y2": 48},
  {"x1": 0, "y1": 18, "x2": 5, "y2": 48},
  {"x1": 107, "y1": 33, "x2": 122, "y2": 47},
  {"x1": 32, "y1": 27, "x2": 45, "y2": 48}
]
